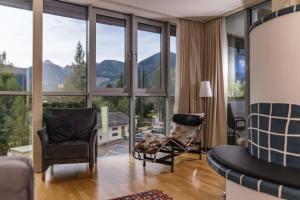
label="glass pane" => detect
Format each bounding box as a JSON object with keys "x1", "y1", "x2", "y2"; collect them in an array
[
  {"x1": 251, "y1": 2, "x2": 272, "y2": 25},
  {"x1": 0, "y1": 5, "x2": 32, "y2": 91},
  {"x1": 169, "y1": 34, "x2": 176, "y2": 95},
  {"x1": 169, "y1": 26, "x2": 176, "y2": 131},
  {"x1": 43, "y1": 11, "x2": 87, "y2": 92},
  {"x1": 92, "y1": 96, "x2": 129, "y2": 157},
  {"x1": 226, "y1": 12, "x2": 247, "y2": 144},
  {"x1": 137, "y1": 24, "x2": 162, "y2": 89},
  {"x1": 135, "y1": 97, "x2": 165, "y2": 142},
  {"x1": 43, "y1": 96, "x2": 86, "y2": 115},
  {"x1": 169, "y1": 96, "x2": 175, "y2": 132},
  {"x1": 96, "y1": 15, "x2": 126, "y2": 89},
  {"x1": 0, "y1": 96, "x2": 32, "y2": 157}
]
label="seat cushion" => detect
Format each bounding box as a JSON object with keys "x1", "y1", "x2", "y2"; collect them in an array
[
  {"x1": 211, "y1": 145, "x2": 300, "y2": 188},
  {"x1": 45, "y1": 140, "x2": 89, "y2": 159},
  {"x1": 44, "y1": 115, "x2": 76, "y2": 144}
]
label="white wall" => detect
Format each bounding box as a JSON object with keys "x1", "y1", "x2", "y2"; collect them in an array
[{"x1": 250, "y1": 11, "x2": 300, "y2": 104}]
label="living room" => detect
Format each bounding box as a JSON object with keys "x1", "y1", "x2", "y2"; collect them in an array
[{"x1": 0, "y1": 0, "x2": 300, "y2": 199}]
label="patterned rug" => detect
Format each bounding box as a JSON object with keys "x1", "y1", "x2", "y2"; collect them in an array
[{"x1": 110, "y1": 190, "x2": 173, "y2": 200}]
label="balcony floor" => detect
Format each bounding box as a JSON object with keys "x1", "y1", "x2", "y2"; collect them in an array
[
  {"x1": 98, "y1": 140, "x2": 129, "y2": 157},
  {"x1": 34, "y1": 154, "x2": 225, "y2": 200}
]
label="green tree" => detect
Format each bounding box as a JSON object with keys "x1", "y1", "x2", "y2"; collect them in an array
[
  {"x1": 54, "y1": 41, "x2": 87, "y2": 108},
  {"x1": 63, "y1": 41, "x2": 86, "y2": 92},
  {"x1": 0, "y1": 51, "x2": 31, "y2": 155}
]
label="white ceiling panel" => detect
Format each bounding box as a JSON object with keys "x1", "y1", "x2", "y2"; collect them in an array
[{"x1": 71, "y1": 0, "x2": 265, "y2": 22}]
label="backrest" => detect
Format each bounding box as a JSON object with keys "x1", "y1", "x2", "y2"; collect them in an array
[
  {"x1": 50, "y1": 108, "x2": 97, "y2": 141},
  {"x1": 227, "y1": 103, "x2": 235, "y2": 129},
  {"x1": 171, "y1": 114, "x2": 204, "y2": 145},
  {"x1": 248, "y1": 103, "x2": 300, "y2": 169}
]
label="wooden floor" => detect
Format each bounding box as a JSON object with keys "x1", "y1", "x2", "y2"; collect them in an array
[{"x1": 35, "y1": 154, "x2": 225, "y2": 200}]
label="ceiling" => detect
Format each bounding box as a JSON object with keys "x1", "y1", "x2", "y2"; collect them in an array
[{"x1": 71, "y1": 0, "x2": 266, "y2": 22}]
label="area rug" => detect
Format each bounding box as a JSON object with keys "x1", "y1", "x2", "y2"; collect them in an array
[{"x1": 110, "y1": 189, "x2": 173, "y2": 200}]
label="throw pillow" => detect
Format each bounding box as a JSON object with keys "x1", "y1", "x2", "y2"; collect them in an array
[{"x1": 44, "y1": 115, "x2": 76, "y2": 144}]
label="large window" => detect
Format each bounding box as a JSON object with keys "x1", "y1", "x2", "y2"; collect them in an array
[
  {"x1": 96, "y1": 15, "x2": 127, "y2": 89},
  {"x1": 92, "y1": 96, "x2": 129, "y2": 157},
  {"x1": 0, "y1": 1, "x2": 32, "y2": 157},
  {"x1": 0, "y1": 0, "x2": 178, "y2": 159},
  {"x1": 43, "y1": 1, "x2": 87, "y2": 92},
  {"x1": 137, "y1": 22, "x2": 163, "y2": 91}
]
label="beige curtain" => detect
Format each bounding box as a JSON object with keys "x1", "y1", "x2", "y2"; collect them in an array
[
  {"x1": 176, "y1": 19, "x2": 204, "y2": 113},
  {"x1": 175, "y1": 18, "x2": 227, "y2": 148}
]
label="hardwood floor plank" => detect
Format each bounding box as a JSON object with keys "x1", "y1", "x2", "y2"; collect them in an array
[{"x1": 35, "y1": 154, "x2": 225, "y2": 200}]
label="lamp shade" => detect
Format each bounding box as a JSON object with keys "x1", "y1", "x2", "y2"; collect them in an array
[{"x1": 199, "y1": 81, "x2": 213, "y2": 97}]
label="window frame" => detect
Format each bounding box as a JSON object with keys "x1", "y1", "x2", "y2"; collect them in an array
[
  {"x1": 42, "y1": 0, "x2": 89, "y2": 95},
  {"x1": 135, "y1": 17, "x2": 166, "y2": 95},
  {"x1": 90, "y1": 8, "x2": 131, "y2": 95}
]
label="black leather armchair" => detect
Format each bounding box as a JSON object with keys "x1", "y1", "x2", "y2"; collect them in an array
[{"x1": 38, "y1": 108, "x2": 98, "y2": 181}]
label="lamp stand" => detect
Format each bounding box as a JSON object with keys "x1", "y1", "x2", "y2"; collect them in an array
[{"x1": 202, "y1": 97, "x2": 208, "y2": 153}]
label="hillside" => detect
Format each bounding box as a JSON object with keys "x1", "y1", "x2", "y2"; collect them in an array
[{"x1": 9, "y1": 52, "x2": 176, "y2": 91}]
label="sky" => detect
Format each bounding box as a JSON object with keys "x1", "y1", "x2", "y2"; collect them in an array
[
  {"x1": 0, "y1": 6, "x2": 33, "y2": 68},
  {"x1": 0, "y1": 5, "x2": 176, "y2": 68}
]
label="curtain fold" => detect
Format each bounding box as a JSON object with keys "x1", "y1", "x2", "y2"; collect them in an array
[
  {"x1": 176, "y1": 19, "x2": 204, "y2": 113},
  {"x1": 175, "y1": 18, "x2": 227, "y2": 148}
]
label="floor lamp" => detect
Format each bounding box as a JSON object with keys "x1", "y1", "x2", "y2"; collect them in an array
[{"x1": 199, "y1": 81, "x2": 213, "y2": 151}]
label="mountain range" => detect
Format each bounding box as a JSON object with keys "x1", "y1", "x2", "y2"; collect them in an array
[{"x1": 10, "y1": 52, "x2": 176, "y2": 91}]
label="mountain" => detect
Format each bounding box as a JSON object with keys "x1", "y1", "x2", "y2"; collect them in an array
[
  {"x1": 95, "y1": 60, "x2": 125, "y2": 88},
  {"x1": 42, "y1": 60, "x2": 69, "y2": 91},
  {"x1": 9, "y1": 52, "x2": 176, "y2": 91},
  {"x1": 137, "y1": 52, "x2": 176, "y2": 88},
  {"x1": 96, "y1": 60, "x2": 125, "y2": 78}
]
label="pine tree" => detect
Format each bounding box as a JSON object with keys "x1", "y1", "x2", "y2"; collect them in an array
[{"x1": 63, "y1": 41, "x2": 86, "y2": 92}]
